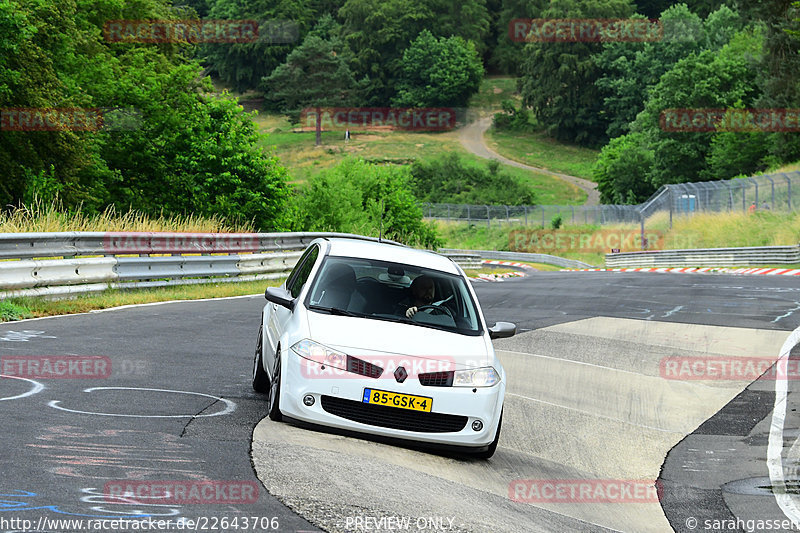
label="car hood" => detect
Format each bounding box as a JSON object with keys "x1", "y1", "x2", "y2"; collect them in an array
[{"x1": 306, "y1": 312, "x2": 492, "y2": 369}]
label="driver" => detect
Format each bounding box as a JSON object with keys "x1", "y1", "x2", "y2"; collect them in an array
[{"x1": 403, "y1": 275, "x2": 435, "y2": 318}]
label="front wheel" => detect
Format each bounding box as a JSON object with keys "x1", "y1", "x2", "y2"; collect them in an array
[
  {"x1": 252, "y1": 326, "x2": 270, "y2": 393},
  {"x1": 474, "y1": 411, "x2": 502, "y2": 459},
  {"x1": 268, "y1": 349, "x2": 283, "y2": 422}
]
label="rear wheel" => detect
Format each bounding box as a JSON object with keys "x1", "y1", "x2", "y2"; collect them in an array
[
  {"x1": 252, "y1": 326, "x2": 270, "y2": 393},
  {"x1": 474, "y1": 411, "x2": 502, "y2": 459},
  {"x1": 268, "y1": 349, "x2": 283, "y2": 422}
]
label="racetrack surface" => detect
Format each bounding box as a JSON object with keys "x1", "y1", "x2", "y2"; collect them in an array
[{"x1": 2, "y1": 271, "x2": 800, "y2": 532}]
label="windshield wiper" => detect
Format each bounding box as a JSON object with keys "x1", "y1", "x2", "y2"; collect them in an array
[{"x1": 308, "y1": 304, "x2": 361, "y2": 317}]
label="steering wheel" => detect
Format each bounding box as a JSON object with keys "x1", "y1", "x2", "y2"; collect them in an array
[{"x1": 414, "y1": 304, "x2": 454, "y2": 320}]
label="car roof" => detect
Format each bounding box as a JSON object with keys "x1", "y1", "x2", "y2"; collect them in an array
[{"x1": 321, "y1": 238, "x2": 461, "y2": 275}]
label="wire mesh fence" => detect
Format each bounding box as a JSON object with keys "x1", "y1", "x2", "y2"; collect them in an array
[{"x1": 422, "y1": 171, "x2": 800, "y2": 227}]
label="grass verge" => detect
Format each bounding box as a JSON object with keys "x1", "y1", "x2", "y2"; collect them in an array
[
  {"x1": 0, "y1": 279, "x2": 284, "y2": 323},
  {"x1": 485, "y1": 128, "x2": 599, "y2": 181},
  {"x1": 0, "y1": 198, "x2": 253, "y2": 233}
]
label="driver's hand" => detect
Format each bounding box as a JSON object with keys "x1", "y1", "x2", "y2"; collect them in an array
[{"x1": 406, "y1": 306, "x2": 418, "y2": 318}]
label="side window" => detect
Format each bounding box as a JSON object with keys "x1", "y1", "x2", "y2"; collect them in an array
[{"x1": 287, "y1": 245, "x2": 319, "y2": 298}]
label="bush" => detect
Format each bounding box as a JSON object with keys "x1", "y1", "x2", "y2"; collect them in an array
[
  {"x1": 550, "y1": 213, "x2": 563, "y2": 229},
  {"x1": 492, "y1": 100, "x2": 536, "y2": 132},
  {"x1": 410, "y1": 153, "x2": 536, "y2": 205},
  {"x1": 293, "y1": 158, "x2": 440, "y2": 248}
]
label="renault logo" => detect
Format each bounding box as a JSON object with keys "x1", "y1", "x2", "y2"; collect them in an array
[{"x1": 394, "y1": 366, "x2": 408, "y2": 383}]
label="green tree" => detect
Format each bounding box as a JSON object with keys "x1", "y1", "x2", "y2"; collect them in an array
[
  {"x1": 489, "y1": 0, "x2": 547, "y2": 74},
  {"x1": 592, "y1": 133, "x2": 654, "y2": 203},
  {"x1": 517, "y1": 0, "x2": 637, "y2": 146},
  {"x1": 752, "y1": 0, "x2": 800, "y2": 164},
  {"x1": 392, "y1": 30, "x2": 484, "y2": 108},
  {"x1": 595, "y1": 5, "x2": 707, "y2": 139},
  {"x1": 0, "y1": 0, "x2": 294, "y2": 230},
  {"x1": 339, "y1": 0, "x2": 490, "y2": 104},
  {"x1": 261, "y1": 16, "x2": 364, "y2": 126},
  {"x1": 633, "y1": 28, "x2": 763, "y2": 187},
  {"x1": 203, "y1": 0, "x2": 317, "y2": 92}
]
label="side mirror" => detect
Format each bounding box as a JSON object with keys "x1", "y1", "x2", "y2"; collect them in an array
[
  {"x1": 489, "y1": 321, "x2": 516, "y2": 340},
  {"x1": 265, "y1": 286, "x2": 295, "y2": 310}
]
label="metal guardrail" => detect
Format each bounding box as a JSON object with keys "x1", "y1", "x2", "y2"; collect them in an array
[
  {"x1": 440, "y1": 253, "x2": 482, "y2": 270},
  {"x1": 440, "y1": 248, "x2": 594, "y2": 269},
  {"x1": 606, "y1": 245, "x2": 800, "y2": 268},
  {"x1": 0, "y1": 231, "x2": 392, "y2": 298}
]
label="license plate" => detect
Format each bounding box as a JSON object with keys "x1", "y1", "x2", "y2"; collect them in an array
[{"x1": 362, "y1": 388, "x2": 432, "y2": 412}]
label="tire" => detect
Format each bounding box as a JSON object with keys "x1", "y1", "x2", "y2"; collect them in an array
[
  {"x1": 474, "y1": 411, "x2": 502, "y2": 459},
  {"x1": 252, "y1": 326, "x2": 270, "y2": 393},
  {"x1": 268, "y1": 349, "x2": 283, "y2": 422}
]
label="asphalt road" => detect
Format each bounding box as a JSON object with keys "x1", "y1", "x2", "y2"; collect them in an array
[{"x1": 1, "y1": 271, "x2": 799, "y2": 532}]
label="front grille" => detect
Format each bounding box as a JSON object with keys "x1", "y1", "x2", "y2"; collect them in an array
[
  {"x1": 419, "y1": 371, "x2": 454, "y2": 387},
  {"x1": 347, "y1": 356, "x2": 383, "y2": 378},
  {"x1": 321, "y1": 396, "x2": 468, "y2": 433}
]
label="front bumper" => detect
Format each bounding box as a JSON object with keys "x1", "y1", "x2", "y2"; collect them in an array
[{"x1": 277, "y1": 353, "x2": 504, "y2": 448}]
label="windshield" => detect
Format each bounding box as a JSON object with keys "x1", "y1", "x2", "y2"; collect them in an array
[{"x1": 305, "y1": 255, "x2": 483, "y2": 336}]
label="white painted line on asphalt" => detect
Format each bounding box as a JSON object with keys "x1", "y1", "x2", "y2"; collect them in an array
[
  {"x1": 0, "y1": 375, "x2": 44, "y2": 401},
  {"x1": 768, "y1": 324, "x2": 800, "y2": 526},
  {"x1": 47, "y1": 386, "x2": 236, "y2": 418},
  {"x1": 498, "y1": 347, "x2": 721, "y2": 390},
  {"x1": 507, "y1": 392, "x2": 681, "y2": 434}
]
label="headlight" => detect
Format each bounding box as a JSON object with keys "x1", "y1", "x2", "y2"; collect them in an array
[
  {"x1": 453, "y1": 367, "x2": 500, "y2": 387},
  {"x1": 291, "y1": 339, "x2": 347, "y2": 370}
]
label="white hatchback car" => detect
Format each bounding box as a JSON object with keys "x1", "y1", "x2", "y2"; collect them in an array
[{"x1": 252, "y1": 237, "x2": 515, "y2": 458}]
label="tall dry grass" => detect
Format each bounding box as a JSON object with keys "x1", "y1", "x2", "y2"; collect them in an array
[{"x1": 0, "y1": 198, "x2": 254, "y2": 233}]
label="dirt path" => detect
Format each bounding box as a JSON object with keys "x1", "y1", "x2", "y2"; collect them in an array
[{"x1": 459, "y1": 116, "x2": 600, "y2": 206}]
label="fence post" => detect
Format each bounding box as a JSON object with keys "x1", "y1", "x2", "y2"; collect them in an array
[
  {"x1": 785, "y1": 174, "x2": 793, "y2": 211},
  {"x1": 741, "y1": 182, "x2": 746, "y2": 212},
  {"x1": 524, "y1": 205, "x2": 528, "y2": 225},
  {"x1": 668, "y1": 187, "x2": 673, "y2": 228},
  {"x1": 541, "y1": 206, "x2": 545, "y2": 228},
  {"x1": 640, "y1": 210, "x2": 645, "y2": 250},
  {"x1": 486, "y1": 205, "x2": 490, "y2": 228},
  {"x1": 765, "y1": 175, "x2": 775, "y2": 209},
  {"x1": 748, "y1": 177, "x2": 758, "y2": 208}
]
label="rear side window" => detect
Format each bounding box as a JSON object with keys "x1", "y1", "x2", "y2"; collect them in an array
[{"x1": 286, "y1": 245, "x2": 319, "y2": 298}]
